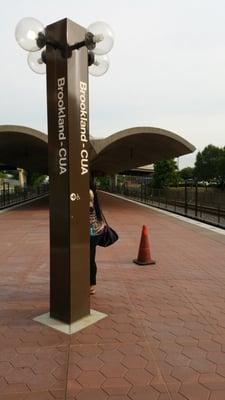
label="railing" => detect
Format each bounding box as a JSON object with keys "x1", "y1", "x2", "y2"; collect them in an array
[
  {"x1": 0, "y1": 184, "x2": 49, "y2": 210},
  {"x1": 106, "y1": 183, "x2": 225, "y2": 229}
]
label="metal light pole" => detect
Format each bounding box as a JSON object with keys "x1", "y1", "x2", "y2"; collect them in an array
[{"x1": 15, "y1": 17, "x2": 114, "y2": 325}]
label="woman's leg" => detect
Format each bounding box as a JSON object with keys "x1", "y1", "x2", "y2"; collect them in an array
[{"x1": 90, "y1": 236, "x2": 97, "y2": 286}]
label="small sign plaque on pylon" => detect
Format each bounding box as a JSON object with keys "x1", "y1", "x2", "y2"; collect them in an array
[{"x1": 133, "y1": 225, "x2": 156, "y2": 265}]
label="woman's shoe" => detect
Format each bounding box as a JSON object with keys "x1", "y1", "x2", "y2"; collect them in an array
[{"x1": 90, "y1": 286, "x2": 96, "y2": 295}]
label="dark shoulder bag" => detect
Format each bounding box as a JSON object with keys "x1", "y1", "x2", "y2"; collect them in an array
[{"x1": 98, "y1": 213, "x2": 119, "y2": 247}]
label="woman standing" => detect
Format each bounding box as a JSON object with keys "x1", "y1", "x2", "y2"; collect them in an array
[{"x1": 89, "y1": 187, "x2": 105, "y2": 294}]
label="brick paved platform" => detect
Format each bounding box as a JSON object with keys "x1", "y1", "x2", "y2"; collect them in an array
[{"x1": 0, "y1": 193, "x2": 225, "y2": 400}]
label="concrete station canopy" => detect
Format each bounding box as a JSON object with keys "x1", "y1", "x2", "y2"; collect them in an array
[
  {"x1": 0, "y1": 125, "x2": 48, "y2": 174},
  {"x1": 0, "y1": 125, "x2": 195, "y2": 174}
]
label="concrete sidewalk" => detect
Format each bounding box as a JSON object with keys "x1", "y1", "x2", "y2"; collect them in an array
[{"x1": 0, "y1": 193, "x2": 225, "y2": 399}]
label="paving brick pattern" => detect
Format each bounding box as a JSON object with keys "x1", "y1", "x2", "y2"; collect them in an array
[{"x1": 0, "y1": 194, "x2": 225, "y2": 399}]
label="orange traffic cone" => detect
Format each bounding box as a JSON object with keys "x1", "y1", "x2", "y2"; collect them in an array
[{"x1": 133, "y1": 225, "x2": 155, "y2": 265}]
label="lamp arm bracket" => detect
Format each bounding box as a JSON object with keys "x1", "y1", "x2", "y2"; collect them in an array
[
  {"x1": 69, "y1": 32, "x2": 96, "y2": 51},
  {"x1": 39, "y1": 31, "x2": 96, "y2": 58}
]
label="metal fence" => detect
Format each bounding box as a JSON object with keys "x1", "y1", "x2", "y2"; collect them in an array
[
  {"x1": 0, "y1": 183, "x2": 49, "y2": 210},
  {"x1": 106, "y1": 181, "x2": 225, "y2": 229}
]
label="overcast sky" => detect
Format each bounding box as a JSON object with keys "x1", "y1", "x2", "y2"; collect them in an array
[{"x1": 1, "y1": 0, "x2": 225, "y2": 168}]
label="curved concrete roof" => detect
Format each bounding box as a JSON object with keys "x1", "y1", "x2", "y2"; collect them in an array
[
  {"x1": 90, "y1": 127, "x2": 195, "y2": 174},
  {"x1": 0, "y1": 125, "x2": 195, "y2": 175},
  {"x1": 0, "y1": 125, "x2": 48, "y2": 174}
]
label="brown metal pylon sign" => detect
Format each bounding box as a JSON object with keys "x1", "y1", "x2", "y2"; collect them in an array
[{"x1": 46, "y1": 19, "x2": 90, "y2": 324}]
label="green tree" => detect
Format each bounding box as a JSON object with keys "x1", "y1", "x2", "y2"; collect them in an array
[
  {"x1": 27, "y1": 172, "x2": 48, "y2": 187},
  {"x1": 194, "y1": 145, "x2": 223, "y2": 181},
  {"x1": 95, "y1": 175, "x2": 111, "y2": 190},
  {"x1": 179, "y1": 167, "x2": 195, "y2": 181},
  {"x1": 152, "y1": 159, "x2": 179, "y2": 188},
  {"x1": 217, "y1": 147, "x2": 225, "y2": 186}
]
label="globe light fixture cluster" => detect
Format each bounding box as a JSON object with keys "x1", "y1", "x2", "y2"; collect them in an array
[{"x1": 15, "y1": 17, "x2": 114, "y2": 76}]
